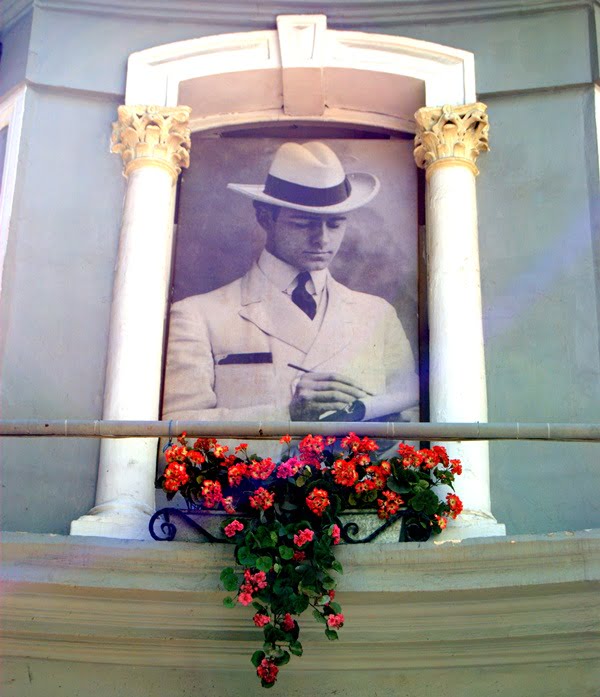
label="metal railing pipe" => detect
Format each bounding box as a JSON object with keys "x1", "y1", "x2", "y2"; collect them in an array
[{"x1": 1, "y1": 419, "x2": 600, "y2": 442}]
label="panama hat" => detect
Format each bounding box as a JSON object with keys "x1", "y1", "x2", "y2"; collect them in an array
[{"x1": 227, "y1": 141, "x2": 380, "y2": 214}]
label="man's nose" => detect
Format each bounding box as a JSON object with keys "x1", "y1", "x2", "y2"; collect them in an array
[{"x1": 310, "y1": 220, "x2": 329, "y2": 244}]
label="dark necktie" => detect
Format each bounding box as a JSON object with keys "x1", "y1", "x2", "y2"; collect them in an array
[{"x1": 291, "y1": 271, "x2": 317, "y2": 320}]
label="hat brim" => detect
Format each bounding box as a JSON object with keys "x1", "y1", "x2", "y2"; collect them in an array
[{"x1": 227, "y1": 172, "x2": 380, "y2": 214}]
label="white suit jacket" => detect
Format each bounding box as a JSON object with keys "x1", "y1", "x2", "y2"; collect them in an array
[{"x1": 162, "y1": 263, "x2": 418, "y2": 422}]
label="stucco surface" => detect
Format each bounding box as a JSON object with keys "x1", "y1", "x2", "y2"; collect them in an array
[
  {"x1": 0, "y1": 87, "x2": 125, "y2": 533},
  {"x1": 478, "y1": 87, "x2": 600, "y2": 533},
  {"x1": 1, "y1": 530, "x2": 599, "y2": 697},
  {"x1": 0, "y1": 2, "x2": 599, "y2": 535}
]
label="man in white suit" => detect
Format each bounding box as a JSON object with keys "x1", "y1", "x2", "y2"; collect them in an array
[{"x1": 162, "y1": 141, "x2": 418, "y2": 423}]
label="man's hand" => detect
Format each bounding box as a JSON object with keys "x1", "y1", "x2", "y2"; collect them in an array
[{"x1": 289, "y1": 372, "x2": 370, "y2": 421}]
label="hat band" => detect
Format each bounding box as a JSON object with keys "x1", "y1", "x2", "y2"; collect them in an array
[{"x1": 264, "y1": 174, "x2": 352, "y2": 207}]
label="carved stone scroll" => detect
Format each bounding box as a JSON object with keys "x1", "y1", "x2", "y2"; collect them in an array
[
  {"x1": 413, "y1": 102, "x2": 489, "y2": 176},
  {"x1": 111, "y1": 105, "x2": 192, "y2": 180}
]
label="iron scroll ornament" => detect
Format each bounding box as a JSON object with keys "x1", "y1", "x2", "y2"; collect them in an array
[{"x1": 149, "y1": 505, "x2": 433, "y2": 543}]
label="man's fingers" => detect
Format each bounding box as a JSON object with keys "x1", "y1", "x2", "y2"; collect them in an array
[
  {"x1": 312, "y1": 372, "x2": 370, "y2": 391},
  {"x1": 297, "y1": 376, "x2": 369, "y2": 400},
  {"x1": 298, "y1": 390, "x2": 353, "y2": 406}
]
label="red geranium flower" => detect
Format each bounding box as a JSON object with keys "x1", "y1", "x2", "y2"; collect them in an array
[
  {"x1": 249, "y1": 487, "x2": 275, "y2": 511},
  {"x1": 446, "y1": 493, "x2": 463, "y2": 519},
  {"x1": 377, "y1": 490, "x2": 404, "y2": 519},
  {"x1": 306, "y1": 488, "x2": 330, "y2": 517},
  {"x1": 249, "y1": 458, "x2": 276, "y2": 480},
  {"x1": 253, "y1": 613, "x2": 270, "y2": 628},
  {"x1": 332, "y1": 459, "x2": 358, "y2": 486},
  {"x1": 257, "y1": 658, "x2": 279, "y2": 685}
]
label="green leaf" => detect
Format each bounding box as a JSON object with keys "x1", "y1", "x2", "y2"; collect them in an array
[
  {"x1": 322, "y1": 575, "x2": 336, "y2": 590},
  {"x1": 220, "y1": 568, "x2": 239, "y2": 592},
  {"x1": 331, "y1": 560, "x2": 343, "y2": 574},
  {"x1": 325, "y1": 629, "x2": 339, "y2": 641},
  {"x1": 348, "y1": 492, "x2": 358, "y2": 506},
  {"x1": 293, "y1": 594, "x2": 310, "y2": 614},
  {"x1": 222, "y1": 596, "x2": 236, "y2": 608},
  {"x1": 278, "y1": 545, "x2": 294, "y2": 560},
  {"x1": 296, "y1": 476, "x2": 307, "y2": 487},
  {"x1": 256, "y1": 556, "x2": 273, "y2": 572},
  {"x1": 289, "y1": 640, "x2": 303, "y2": 656},
  {"x1": 312, "y1": 609, "x2": 327, "y2": 625},
  {"x1": 251, "y1": 650, "x2": 265, "y2": 667},
  {"x1": 273, "y1": 651, "x2": 290, "y2": 666},
  {"x1": 273, "y1": 563, "x2": 282, "y2": 573},
  {"x1": 386, "y1": 478, "x2": 409, "y2": 494},
  {"x1": 328, "y1": 601, "x2": 342, "y2": 614},
  {"x1": 252, "y1": 601, "x2": 267, "y2": 612},
  {"x1": 237, "y1": 546, "x2": 257, "y2": 567},
  {"x1": 261, "y1": 680, "x2": 276, "y2": 689}
]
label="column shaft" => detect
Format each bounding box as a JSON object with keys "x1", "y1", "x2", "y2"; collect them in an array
[
  {"x1": 71, "y1": 106, "x2": 190, "y2": 540},
  {"x1": 414, "y1": 103, "x2": 505, "y2": 538}
]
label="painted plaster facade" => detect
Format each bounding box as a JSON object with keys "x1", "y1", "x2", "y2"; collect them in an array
[{"x1": 1, "y1": 1, "x2": 600, "y2": 695}]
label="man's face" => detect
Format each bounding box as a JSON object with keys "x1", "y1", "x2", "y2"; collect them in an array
[{"x1": 263, "y1": 207, "x2": 348, "y2": 272}]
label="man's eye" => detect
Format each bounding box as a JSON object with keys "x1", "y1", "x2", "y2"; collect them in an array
[{"x1": 327, "y1": 221, "x2": 343, "y2": 229}]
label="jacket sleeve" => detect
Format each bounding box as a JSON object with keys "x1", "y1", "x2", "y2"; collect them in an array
[
  {"x1": 162, "y1": 298, "x2": 290, "y2": 423},
  {"x1": 361, "y1": 302, "x2": 419, "y2": 422}
]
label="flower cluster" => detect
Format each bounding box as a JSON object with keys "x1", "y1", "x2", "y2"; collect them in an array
[{"x1": 157, "y1": 433, "x2": 463, "y2": 687}]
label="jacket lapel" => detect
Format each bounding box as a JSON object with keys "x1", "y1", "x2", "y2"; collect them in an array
[
  {"x1": 303, "y1": 276, "x2": 356, "y2": 370},
  {"x1": 238, "y1": 264, "x2": 314, "y2": 353}
]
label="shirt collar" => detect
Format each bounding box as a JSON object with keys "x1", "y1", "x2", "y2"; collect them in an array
[{"x1": 257, "y1": 249, "x2": 329, "y2": 296}]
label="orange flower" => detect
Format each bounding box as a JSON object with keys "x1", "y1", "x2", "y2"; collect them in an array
[
  {"x1": 279, "y1": 434, "x2": 292, "y2": 444},
  {"x1": 446, "y1": 493, "x2": 464, "y2": 519},
  {"x1": 306, "y1": 488, "x2": 330, "y2": 516},
  {"x1": 377, "y1": 490, "x2": 404, "y2": 519},
  {"x1": 332, "y1": 459, "x2": 358, "y2": 487},
  {"x1": 249, "y1": 458, "x2": 276, "y2": 480}
]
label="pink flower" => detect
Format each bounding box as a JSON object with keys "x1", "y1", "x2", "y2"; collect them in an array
[
  {"x1": 331, "y1": 523, "x2": 341, "y2": 545},
  {"x1": 257, "y1": 658, "x2": 279, "y2": 685},
  {"x1": 244, "y1": 569, "x2": 268, "y2": 590},
  {"x1": 326, "y1": 613, "x2": 344, "y2": 629},
  {"x1": 238, "y1": 592, "x2": 253, "y2": 606},
  {"x1": 281, "y1": 613, "x2": 295, "y2": 632},
  {"x1": 276, "y1": 457, "x2": 301, "y2": 478},
  {"x1": 293, "y1": 528, "x2": 315, "y2": 548},
  {"x1": 253, "y1": 613, "x2": 270, "y2": 627},
  {"x1": 224, "y1": 519, "x2": 244, "y2": 537}
]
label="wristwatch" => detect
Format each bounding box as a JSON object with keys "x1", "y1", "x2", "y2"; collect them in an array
[{"x1": 320, "y1": 399, "x2": 366, "y2": 422}]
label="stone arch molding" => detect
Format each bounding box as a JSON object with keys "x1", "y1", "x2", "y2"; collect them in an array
[
  {"x1": 70, "y1": 15, "x2": 505, "y2": 541},
  {"x1": 125, "y1": 15, "x2": 475, "y2": 130}
]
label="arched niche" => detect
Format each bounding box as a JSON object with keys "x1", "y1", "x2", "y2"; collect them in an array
[
  {"x1": 71, "y1": 15, "x2": 504, "y2": 541},
  {"x1": 125, "y1": 15, "x2": 475, "y2": 132}
]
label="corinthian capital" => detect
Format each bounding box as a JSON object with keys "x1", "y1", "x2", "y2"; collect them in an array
[
  {"x1": 111, "y1": 105, "x2": 192, "y2": 179},
  {"x1": 414, "y1": 103, "x2": 489, "y2": 175}
]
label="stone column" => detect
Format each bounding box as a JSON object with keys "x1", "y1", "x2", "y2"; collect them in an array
[
  {"x1": 71, "y1": 106, "x2": 191, "y2": 540},
  {"x1": 414, "y1": 103, "x2": 505, "y2": 538}
]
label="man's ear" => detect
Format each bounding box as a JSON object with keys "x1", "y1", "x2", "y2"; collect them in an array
[{"x1": 254, "y1": 202, "x2": 275, "y2": 233}]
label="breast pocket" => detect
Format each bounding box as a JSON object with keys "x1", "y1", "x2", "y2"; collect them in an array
[{"x1": 213, "y1": 353, "x2": 277, "y2": 409}]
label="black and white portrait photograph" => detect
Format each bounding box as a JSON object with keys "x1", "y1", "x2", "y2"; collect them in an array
[{"x1": 161, "y1": 135, "x2": 420, "y2": 424}]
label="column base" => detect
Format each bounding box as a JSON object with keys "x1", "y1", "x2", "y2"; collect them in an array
[
  {"x1": 70, "y1": 498, "x2": 154, "y2": 541},
  {"x1": 436, "y1": 510, "x2": 506, "y2": 542}
]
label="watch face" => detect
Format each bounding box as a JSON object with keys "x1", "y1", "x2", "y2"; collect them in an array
[{"x1": 320, "y1": 400, "x2": 366, "y2": 422}]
